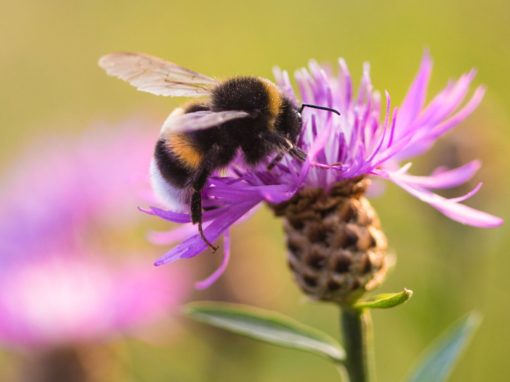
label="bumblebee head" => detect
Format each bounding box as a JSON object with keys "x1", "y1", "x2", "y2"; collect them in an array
[
  {"x1": 276, "y1": 101, "x2": 341, "y2": 146},
  {"x1": 275, "y1": 99, "x2": 302, "y2": 144}
]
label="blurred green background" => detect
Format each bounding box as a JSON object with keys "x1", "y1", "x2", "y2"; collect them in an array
[{"x1": 1, "y1": 0, "x2": 509, "y2": 381}]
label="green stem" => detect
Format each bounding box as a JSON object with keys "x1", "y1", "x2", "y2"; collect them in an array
[{"x1": 340, "y1": 308, "x2": 374, "y2": 382}]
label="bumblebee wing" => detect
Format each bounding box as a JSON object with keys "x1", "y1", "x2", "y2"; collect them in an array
[
  {"x1": 98, "y1": 52, "x2": 218, "y2": 97},
  {"x1": 162, "y1": 110, "x2": 250, "y2": 134}
]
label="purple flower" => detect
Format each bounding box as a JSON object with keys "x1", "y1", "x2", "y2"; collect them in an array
[
  {"x1": 0, "y1": 118, "x2": 155, "y2": 263},
  {"x1": 146, "y1": 52, "x2": 502, "y2": 288},
  {"x1": 0, "y1": 120, "x2": 188, "y2": 348},
  {"x1": 0, "y1": 254, "x2": 185, "y2": 348}
]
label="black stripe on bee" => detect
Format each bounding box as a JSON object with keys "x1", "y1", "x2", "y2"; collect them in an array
[{"x1": 154, "y1": 139, "x2": 194, "y2": 188}]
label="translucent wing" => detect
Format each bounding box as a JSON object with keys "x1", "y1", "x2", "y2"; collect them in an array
[
  {"x1": 98, "y1": 52, "x2": 218, "y2": 97},
  {"x1": 162, "y1": 110, "x2": 251, "y2": 134}
]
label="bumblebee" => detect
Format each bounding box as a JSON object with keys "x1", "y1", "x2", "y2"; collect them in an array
[{"x1": 99, "y1": 52, "x2": 339, "y2": 250}]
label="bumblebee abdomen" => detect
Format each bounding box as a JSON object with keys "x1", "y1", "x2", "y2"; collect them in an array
[
  {"x1": 150, "y1": 159, "x2": 190, "y2": 212},
  {"x1": 154, "y1": 139, "x2": 195, "y2": 188},
  {"x1": 167, "y1": 133, "x2": 203, "y2": 170}
]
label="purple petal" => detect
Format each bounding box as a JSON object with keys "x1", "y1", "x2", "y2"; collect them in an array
[
  {"x1": 450, "y1": 183, "x2": 483, "y2": 203},
  {"x1": 357, "y1": 63, "x2": 372, "y2": 105},
  {"x1": 417, "y1": 70, "x2": 477, "y2": 128},
  {"x1": 366, "y1": 92, "x2": 391, "y2": 163},
  {"x1": 397, "y1": 51, "x2": 433, "y2": 131},
  {"x1": 208, "y1": 184, "x2": 292, "y2": 204},
  {"x1": 385, "y1": 173, "x2": 502, "y2": 228},
  {"x1": 390, "y1": 160, "x2": 481, "y2": 189},
  {"x1": 423, "y1": 86, "x2": 485, "y2": 142},
  {"x1": 338, "y1": 58, "x2": 353, "y2": 109},
  {"x1": 140, "y1": 206, "x2": 191, "y2": 223},
  {"x1": 392, "y1": 78, "x2": 483, "y2": 162},
  {"x1": 154, "y1": 202, "x2": 258, "y2": 266},
  {"x1": 195, "y1": 230, "x2": 231, "y2": 289},
  {"x1": 142, "y1": 205, "x2": 226, "y2": 224}
]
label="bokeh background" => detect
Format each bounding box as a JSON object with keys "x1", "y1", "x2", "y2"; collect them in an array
[{"x1": 1, "y1": 0, "x2": 509, "y2": 381}]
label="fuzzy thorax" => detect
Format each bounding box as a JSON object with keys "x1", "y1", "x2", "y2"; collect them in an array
[{"x1": 271, "y1": 177, "x2": 388, "y2": 305}]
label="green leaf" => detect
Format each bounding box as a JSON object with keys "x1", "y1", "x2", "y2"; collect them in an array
[
  {"x1": 407, "y1": 312, "x2": 481, "y2": 382},
  {"x1": 185, "y1": 301, "x2": 345, "y2": 363},
  {"x1": 354, "y1": 289, "x2": 413, "y2": 310}
]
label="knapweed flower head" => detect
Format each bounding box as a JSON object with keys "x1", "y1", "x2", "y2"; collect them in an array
[
  {"x1": 0, "y1": 120, "x2": 187, "y2": 348},
  {"x1": 0, "y1": 119, "x2": 154, "y2": 263},
  {"x1": 146, "y1": 52, "x2": 502, "y2": 293},
  {"x1": 0, "y1": 254, "x2": 184, "y2": 348}
]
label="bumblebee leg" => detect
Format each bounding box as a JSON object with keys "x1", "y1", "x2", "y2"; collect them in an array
[
  {"x1": 289, "y1": 146, "x2": 307, "y2": 161},
  {"x1": 267, "y1": 152, "x2": 285, "y2": 170},
  {"x1": 264, "y1": 132, "x2": 307, "y2": 163},
  {"x1": 190, "y1": 144, "x2": 223, "y2": 252},
  {"x1": 191, "y1": 190, "x2": 218, "y2": 251}
]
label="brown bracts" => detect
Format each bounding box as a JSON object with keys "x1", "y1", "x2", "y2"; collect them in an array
[{"x1": 271, "y1": 177, "x2": 388, "y2": 305}]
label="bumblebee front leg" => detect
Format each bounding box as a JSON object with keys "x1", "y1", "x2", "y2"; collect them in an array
[
  {"x1": 267, "y1": 152, "x2": 284, "y2": 170},
  {"x1": 264, "y1": 132, "x2": 307, "y2": 163}
]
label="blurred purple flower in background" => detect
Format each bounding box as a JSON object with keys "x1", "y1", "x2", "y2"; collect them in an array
[
  {"x1": 0, "y1": 119, "x2": 187, "y2": 349},
  {"x1": 146, "y1": 52, "x2": 502, "y2": 288},
  {"x1": 0, "y1": 255, "x2": 183, "y2": 348},
  {"x1": 1, "y1": 121, "x2": 154, "y2": 262}
]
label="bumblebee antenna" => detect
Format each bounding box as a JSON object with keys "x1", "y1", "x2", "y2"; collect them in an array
[{"x1": 299, "y1": 103, "x2": 341, "y2": 116}]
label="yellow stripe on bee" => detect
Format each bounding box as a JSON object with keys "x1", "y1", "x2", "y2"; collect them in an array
[
  {"x1": 260, "y1": 79, "x2": 283, "y2": 129},
  {"x1": 167, "y1": 134, "x2": 203, "y2": 169}
]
